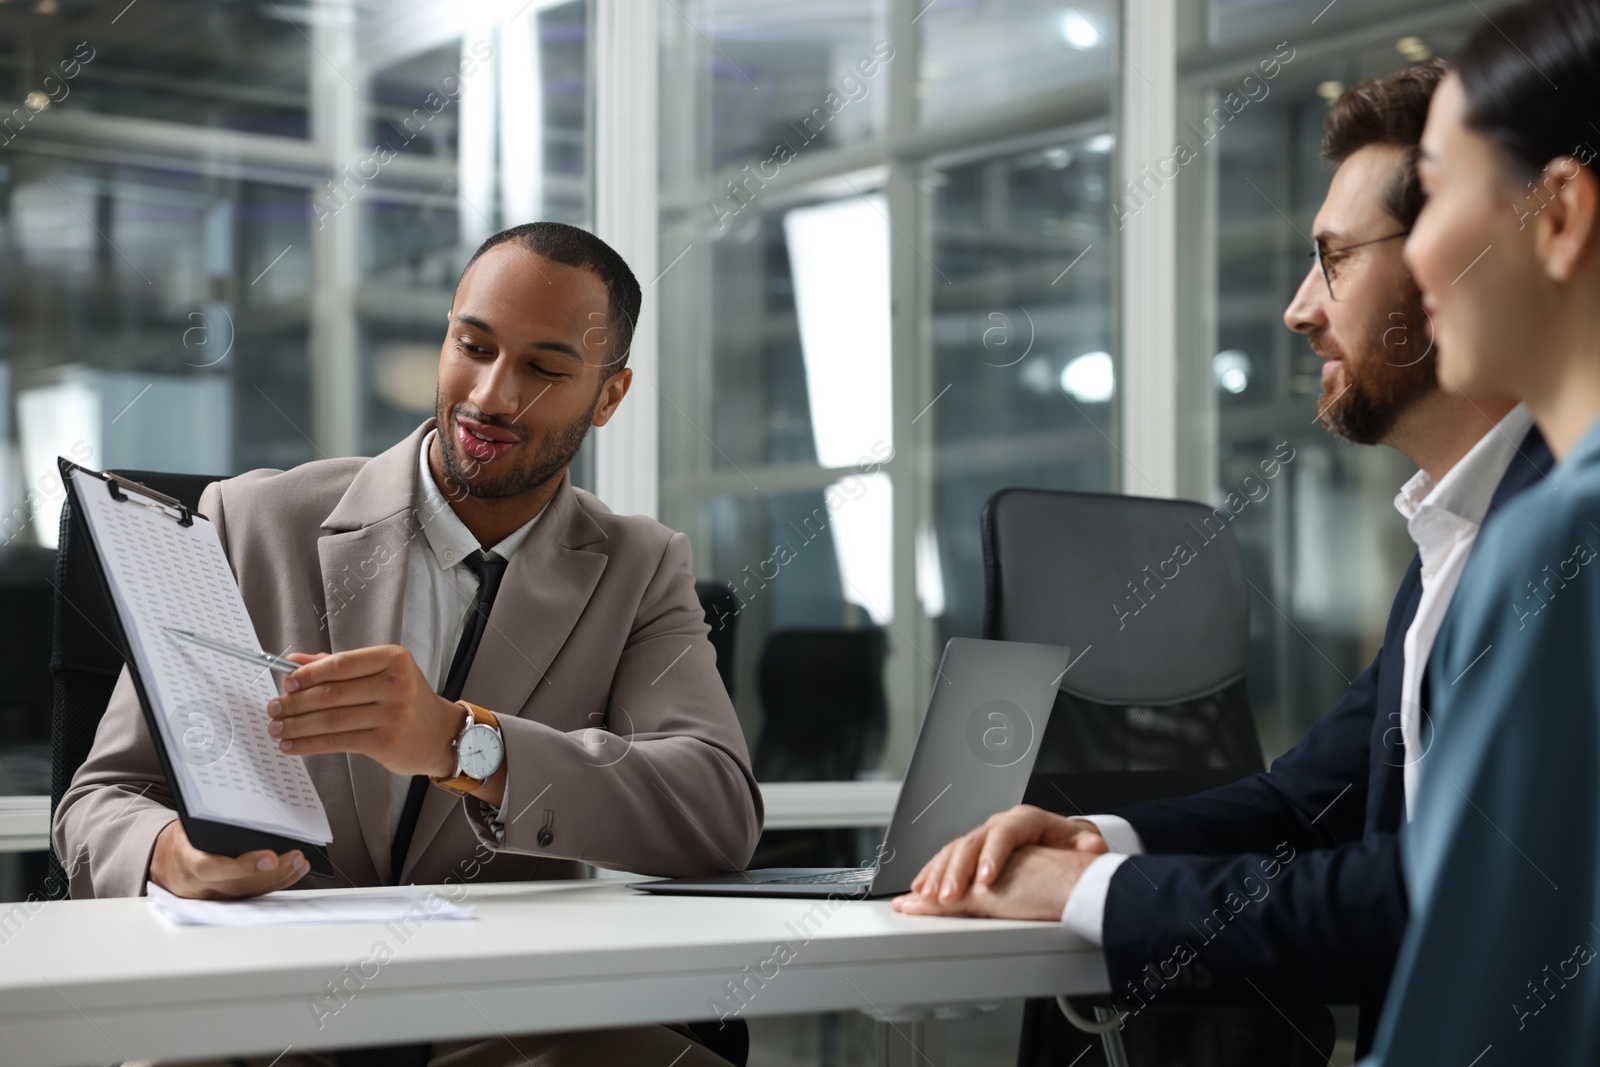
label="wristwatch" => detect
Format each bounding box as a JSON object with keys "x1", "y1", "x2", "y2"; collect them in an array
[{"x1": 431, "y1": 701, "x2": 504, "y2": 796}]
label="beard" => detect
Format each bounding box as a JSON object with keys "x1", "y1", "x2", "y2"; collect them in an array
[
  {"x1": 1314, "y1": 279, "x2": 1437, "y2": 445},
  {"x1": 434, "y1": 392, "x2": 596, "y2": 500}
]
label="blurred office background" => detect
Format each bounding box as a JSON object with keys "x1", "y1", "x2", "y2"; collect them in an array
[{"x1": 0, "y1": 0, "x2": 1483, "y2": 1062}]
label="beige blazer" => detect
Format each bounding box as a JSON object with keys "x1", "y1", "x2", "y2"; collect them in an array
[{"x1": 54, "y1": 420, "x2": 763, "y2": 898}]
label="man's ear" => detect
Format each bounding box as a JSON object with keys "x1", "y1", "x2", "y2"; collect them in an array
[
  {"x1": 1535, "y1": 157, "x2": 1600, "y2": 284},
  {"x1": 590, "y1": 368, "x2": 633, "y2": 427}
]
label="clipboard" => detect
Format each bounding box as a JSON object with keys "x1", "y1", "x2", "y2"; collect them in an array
[{"x1": 59, "y1": 458, "x2": 333, "y2": 877}]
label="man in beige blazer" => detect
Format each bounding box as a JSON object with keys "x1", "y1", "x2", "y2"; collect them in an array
[{"x1": 53, "y1": 222, "x2": 761, "y2": 1067}]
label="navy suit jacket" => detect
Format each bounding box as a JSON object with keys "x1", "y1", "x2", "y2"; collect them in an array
[{"x1": 1099, "y1": 427, "x2": 1552, "y2": 1052}]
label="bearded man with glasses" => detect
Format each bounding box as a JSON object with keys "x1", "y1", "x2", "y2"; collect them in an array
[{"x1": 1305, "y1": 222, "x2": 1432, "y2": 444}]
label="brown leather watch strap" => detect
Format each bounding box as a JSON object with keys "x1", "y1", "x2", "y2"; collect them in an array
[
  {"x1": 430, "y1": 701, "x2": 501, "y2": 796},
  {"x1": 459, "y1": 701, "x2": 499, "y2": 730}
]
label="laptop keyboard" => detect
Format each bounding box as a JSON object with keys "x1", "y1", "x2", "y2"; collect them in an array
[{"x1": 769, "y1": 868, "x2": 875, "y2": 885}]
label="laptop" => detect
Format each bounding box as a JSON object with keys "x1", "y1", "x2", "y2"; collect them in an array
[{"x1": 630, "y1": 637, "x2": 1072, "y2": 899}]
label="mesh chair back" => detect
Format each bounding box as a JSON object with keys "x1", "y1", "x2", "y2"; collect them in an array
[
  {"x1": 982, "y1": 488, "x2": 1263, "y2": 814},
  {"x1": 48, "y1": 470, "x2": 220, "y2": 892}
]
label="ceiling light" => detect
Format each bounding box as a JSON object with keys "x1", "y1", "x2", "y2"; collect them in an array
[
  {"x1": 1396, "y1": 36, "x2": 1432, "y2": 62},
  {"x1": 1058, "y1": 12, "x2": 1100, "y2": 50},
  {"x1": 1059, "y1": 351, "x2": 1114, "y2": 404},
  {"x1": 784, "y1": 195, "x2": 893, "y2": 470},
  {"x1": 1213, "y1": 350, "x2": 1252, "y2": 395},
  {"x1": 1316, "y1": 80, "x2": 1345, "y2": 103},
  {"x1": 1084, "y1": 132, "x2": 1115, "y2": 153},
  {"x1": 828, "y1": 471, "x2": 893, "y2": 625},
  {"x1": 916, "y1": 523, "x2": 945, "y2": 619}
]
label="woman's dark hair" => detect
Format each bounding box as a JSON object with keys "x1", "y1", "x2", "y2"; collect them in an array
[
  {"x1": 457, "y1": 221, "x2": 642, "y2": 377},
  {"x1": 1456, "y1": 0, "x2": 1600, "y2": 180}
]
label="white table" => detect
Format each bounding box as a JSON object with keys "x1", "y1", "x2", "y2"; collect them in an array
[{"x1": 0, "y1": 880, "x2": 1108, "y2": 1067}]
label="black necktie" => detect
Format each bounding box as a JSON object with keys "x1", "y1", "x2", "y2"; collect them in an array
[
  {"x1": 390, "y1": 549, "x2": 508, "y2": 884},
  {"x1": 1418, "y1": 663, "x2": 1435, "y2": 747}
]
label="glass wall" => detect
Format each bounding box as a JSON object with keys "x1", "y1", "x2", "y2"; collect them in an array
[
  {"x1": 658, "y1": 0, "x2": 1118, "y2": 786},
  {"x1": 659, "y1": 0, "x2": 1485, "y2": 781},
  {"x1": 928, "y1": 127, "x2": 1115, "y2": 646},
  {"x1": 0, "y1": 0, "x2": 590, "y2": 799}
]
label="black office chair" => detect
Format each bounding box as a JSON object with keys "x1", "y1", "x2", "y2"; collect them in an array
[
  {"x1": 752, "y1": 627, "x2": 887, "y2": 783},
  {"x1": 0, "y1": 545, "x2": 58, "y2": 788},
  {"x1": 981, "y1": 488, "x2": 1336, "y2": 1067},
  {"x1": 47, "y1": 470, "x2": 221, "y2": 895},
  {"x1": 0, "y1": 544, "x2": 60, "y2": 899},
  {"x1": 745, "y1": 628, "x2": 888, "y2": 875},
  {"x1": 694, "y1": 579, "x2": 739, "y2": 701}
]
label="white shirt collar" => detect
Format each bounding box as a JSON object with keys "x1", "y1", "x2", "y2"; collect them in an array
[
  {"x1": 1393, "y1": 403, "x2": 1534, "y2": 578},
  {"x1": 414, "y1": 430, "x2": 544, "y2": 570}
]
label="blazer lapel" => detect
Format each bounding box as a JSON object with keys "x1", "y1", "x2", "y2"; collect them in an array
[
  {"x1": 400, "y1": 474, "x2": 609, "y2": 879},
  {"x1": 318, "y1": 422, "x2": 431, "y2": 881},
  {"x1": 1486, "y1": 424, "x2": 1553, "y2": 518}
]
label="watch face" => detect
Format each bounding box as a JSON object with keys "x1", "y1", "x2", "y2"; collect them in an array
[{"x1": 457, "y1": 723, "x2": 504, "y2": 780}]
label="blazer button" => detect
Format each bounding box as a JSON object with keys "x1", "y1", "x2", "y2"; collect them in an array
[{"x1": 537, "y1": 827, "x2": 554, "y2": 847}]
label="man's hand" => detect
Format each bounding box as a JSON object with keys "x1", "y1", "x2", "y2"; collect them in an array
[
  {"x1": 907, "y1": 804, "x2": 1108, "y2": 905},
  {"x1": 149, "y1": 820, "x2": 307, "y2": 900},
  {"x1": 268, "y1": 646, "x2": 460, "y2": 778},
  {"x1": 892, "y1": 845, "x2": 1099, "y2": 921}
]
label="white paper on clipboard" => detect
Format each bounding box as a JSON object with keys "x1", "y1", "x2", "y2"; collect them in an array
[{"x1": 67, "y1": 465, "x2": 331, "y2": 844}]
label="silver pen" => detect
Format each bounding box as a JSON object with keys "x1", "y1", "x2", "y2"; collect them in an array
[{"x1": 164, "y1": 627, "x2": 300, "y2": 674}]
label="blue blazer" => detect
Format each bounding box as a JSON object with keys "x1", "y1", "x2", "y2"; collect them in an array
[
  {"x1": 1099, "y1": 427, "x2": 1552, "y2": 1054},
  {"x1": 1366, "y1": 419, "x2": 1600, "y2": 1065}
]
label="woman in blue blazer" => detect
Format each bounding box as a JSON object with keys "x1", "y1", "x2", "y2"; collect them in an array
[{"x1": 1366, "y1": 1, "x2": 1600, "y2": 1062}]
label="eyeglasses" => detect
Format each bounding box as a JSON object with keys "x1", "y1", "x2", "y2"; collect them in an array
[{"x1": 1308, "y1": 230, "x2": 1410, "y2": 299}]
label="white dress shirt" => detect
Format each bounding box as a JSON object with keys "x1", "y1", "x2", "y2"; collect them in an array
[
  {"x1": 1392, "y1": 403, "x2": 1532, "y2": 813},
  {"x1": 386, "y1": 431, "x2": 545, "y2": 839},
  {"x1": 1060, "y1": 405, "x2": 1535, "y2": 942}
]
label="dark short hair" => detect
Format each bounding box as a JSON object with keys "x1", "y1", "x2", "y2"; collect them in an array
[
  {"x1": 1457, "y1": 0, "x2": 1600, "y2": 181},
  {"x1": 1320, "y1": 58, "x2": 1451, "y2": 230},
  {"x1": 459, "y1": 222, "x2": 642, "y2": 378}
]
